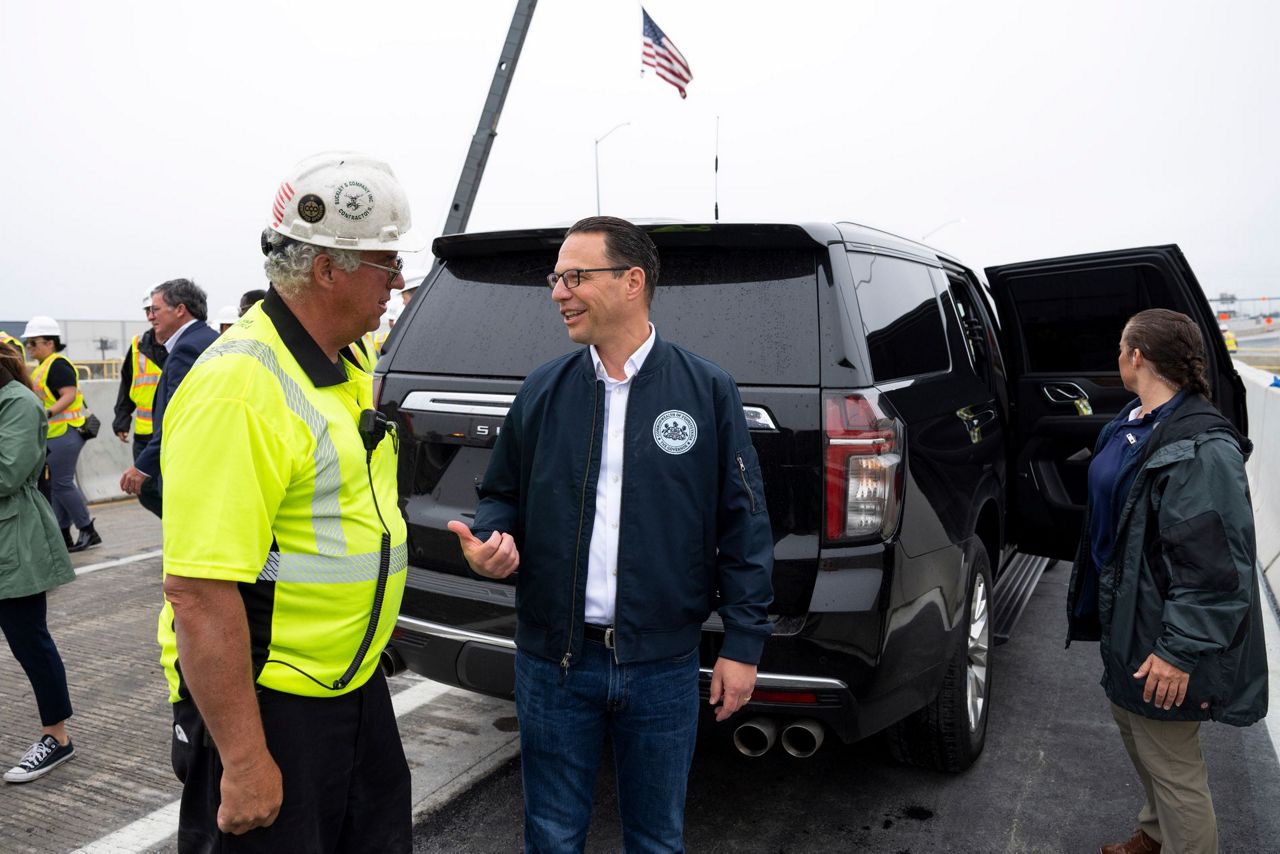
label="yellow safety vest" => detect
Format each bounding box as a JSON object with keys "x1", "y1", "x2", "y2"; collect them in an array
[
  {"x1": 157, "y1": 300, "x2": 406, "y2": 702},
  {"x1": 128, "y1": 334, "x2": 162, "y2": 436},
  {"x1": 352, "y1": 332, "x2": 378, "y2": 373},
  {"x1": 32, "y1": 353, "x2": 86, "y2": 439},
  {"x1": 0, "y1": 331, "x2": 24, "y2": 362},
  {"x1": 373, "y1": 329, "x2": 389, "y2": 355}
]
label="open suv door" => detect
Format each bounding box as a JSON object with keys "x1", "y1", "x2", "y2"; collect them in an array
[{"x1": 986, "y1": 245, "x2": 1247, "y2": 560}]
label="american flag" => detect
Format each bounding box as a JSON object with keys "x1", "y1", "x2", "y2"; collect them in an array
[{"x1": 641, "y1": 8, "x2": 692, "y2": 99}]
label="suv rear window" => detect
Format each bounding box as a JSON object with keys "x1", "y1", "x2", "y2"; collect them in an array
[
  {"x1": 847, "y1": 252, "x2": 950, "y2": 381},
  {"x1": 394, "y1": 247, "x2": 820, "y2": 385}
]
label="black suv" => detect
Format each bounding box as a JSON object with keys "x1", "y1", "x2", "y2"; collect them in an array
[{"x1": 375, "y1": 222, "x2": 1244, "y2": 772}]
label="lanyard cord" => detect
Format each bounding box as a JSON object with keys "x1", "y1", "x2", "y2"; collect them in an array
[{"x1": 330, "y1": 449, "x2": 393, "y2": 689}]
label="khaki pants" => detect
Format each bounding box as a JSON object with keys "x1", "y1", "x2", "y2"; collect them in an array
[{"x1": 1110, "y1": 703, "x2": 1219, "y2": 854}]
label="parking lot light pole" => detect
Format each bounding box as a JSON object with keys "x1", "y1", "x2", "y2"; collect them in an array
[
  {"x1": 594, "y1": 122, "x2": 631, "y2": 215},
  {"x1": 921, "y1": 217, "x2": 965, "y2": 242}
]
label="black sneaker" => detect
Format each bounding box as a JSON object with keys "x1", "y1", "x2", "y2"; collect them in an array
[
  {"x1": 68, "y1": 520, "x2": 101, "y2": 553},
  {"x1": 3, "y1": 736, "x2": 75, "y2": 783}
]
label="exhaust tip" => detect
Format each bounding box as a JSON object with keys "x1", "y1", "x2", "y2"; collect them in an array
[
  {"x1": 732, "y1": 717, "x2": 778, "y2": 757},
  {"x1": 380, "y1": 648, "x2": 407, "y2": 678},
  {"x1": 780, "y1": 719, "x2": 825, "y2": 758}
]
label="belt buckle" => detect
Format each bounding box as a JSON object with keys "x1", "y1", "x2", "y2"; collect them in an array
[{"x1": 603, "y1": 627, "x2": 615, "y2": 650}]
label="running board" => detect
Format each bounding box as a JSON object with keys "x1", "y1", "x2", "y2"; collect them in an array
[{"x1": 992, "y1": 553, "x2": 1052, "y2": 645}]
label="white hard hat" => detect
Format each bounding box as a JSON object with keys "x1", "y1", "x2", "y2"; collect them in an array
[
  {"x1": 143, "y1": 291, "x2": 155, "y2": 308},
  {"x1": 400, "y1": 270, "x2": 428, "y2": 294},
  {"x1": 22, "y1": 315, "x2": 62, "y2": 338},
  {"x1": 267, "y1": 151, "x2": 427, "y2": 253},
  {"x1": 216, "y1": 305, "x2": 239, "y2": 326}
]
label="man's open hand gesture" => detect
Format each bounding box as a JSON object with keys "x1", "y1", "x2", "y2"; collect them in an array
[{"x1": 447, "y1": 521, "x2": 520, "y2": 579}]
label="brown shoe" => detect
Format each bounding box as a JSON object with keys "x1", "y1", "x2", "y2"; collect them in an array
[{"x1": 1100, "y1": 829, "x2": 1161, "y2": 854}]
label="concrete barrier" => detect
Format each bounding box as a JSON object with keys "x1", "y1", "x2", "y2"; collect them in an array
[
  {"x1": 75, "y1": 379, "x2": 134, "y2": 503},
  {"x1": 1236, "y1": 363, "x2": 1280, "y2": 592}
]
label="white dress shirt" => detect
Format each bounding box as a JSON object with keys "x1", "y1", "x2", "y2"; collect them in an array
[
  {"x1": 584, "y1": 324, "x2": 657, "y2": 625},
  {"x1": 164, "y1": 319, "x2": 200, "y2": 353}
]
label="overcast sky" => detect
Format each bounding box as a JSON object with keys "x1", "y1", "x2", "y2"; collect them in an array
[{"x1": 3, "y1": 0, "x2": 1277, "y2": 322}]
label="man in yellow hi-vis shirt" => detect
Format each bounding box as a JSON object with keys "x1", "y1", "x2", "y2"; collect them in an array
[{"x1": 158, "y1": 152, "x2": 421, "y2": 852}]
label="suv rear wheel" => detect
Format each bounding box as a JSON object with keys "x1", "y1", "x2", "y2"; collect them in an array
[{"x1": 886, "y1": 548, "x2": 992, "y2": 772}]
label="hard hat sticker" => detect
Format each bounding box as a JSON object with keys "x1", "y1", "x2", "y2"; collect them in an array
[
  {"x1": 335, "y1": 181, "x2": 374, "y2": 222},
  {"x1": 271, "y1": 181, "x2": 296, "y2": 228},
  {"x1": 297, "y1": 194, "x2": 326, "y2": 223}
]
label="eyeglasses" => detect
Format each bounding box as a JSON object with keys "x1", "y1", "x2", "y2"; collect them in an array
[
  {"x1": 359, "y1": 256, "x2": 405, "y2": 288},
  {"x1": 546, "y1": 267, "x2": 629, "y2": 290},
  {"x1": 143, "y1": 306, "x2": 157, "y2": 316}
]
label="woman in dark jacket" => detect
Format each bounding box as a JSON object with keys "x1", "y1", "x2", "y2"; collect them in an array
[
  {"x1": 1068, "y1": 309, "x2": 1267, "y2": 854},
  {"x1": 0, "y1": 342, "x2": 78, "y2": 783}
]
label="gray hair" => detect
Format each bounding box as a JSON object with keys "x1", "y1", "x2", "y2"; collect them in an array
[
  {"x1": 262, "y1": 230, "x2": 360, "y2": 300},
  {"x1": 152, "y1": 278, "x2": 208, "y2": 322}
]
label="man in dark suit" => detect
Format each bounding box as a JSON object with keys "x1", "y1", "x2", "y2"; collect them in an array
[{"x1": 120, "y1": 279, "x2": 219, "y2": 518}]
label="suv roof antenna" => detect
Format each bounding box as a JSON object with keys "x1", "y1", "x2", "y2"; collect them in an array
[
  {"x1": 714, "y1": 115, "x2": 720, "y2": 222},
  {"x1": 438, "y1": 0, "x2": 538, "y2": 245}
]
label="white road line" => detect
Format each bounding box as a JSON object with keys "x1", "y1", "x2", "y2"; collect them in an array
[
  {"x1": 71, "y1": 677, "x2": 455, "y2": 854},
  {"x1": 72, "y1": 802, "x2": 181, "y2": 854},
  {"x1": 1258, "y1": 574, "x2": 1280, "y2": 764},
  {"x1": 393, "y1": 676, "x2": 454, "y2": 716},
  {"x1": 74, "y1": 549, "x2": 163, "y2": 577}
]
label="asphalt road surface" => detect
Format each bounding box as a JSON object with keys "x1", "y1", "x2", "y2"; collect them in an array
[{"x1": 412, "y1": 562, "x2": 1280, "y2": 853}]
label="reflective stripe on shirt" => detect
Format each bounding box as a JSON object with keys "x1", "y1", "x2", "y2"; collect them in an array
[
  {"x1": 257, "y1": 542, "x2": 408, "y2": 584},
  {"x1": 196, "y1": 337, "x2": 347, "y2": 556}
]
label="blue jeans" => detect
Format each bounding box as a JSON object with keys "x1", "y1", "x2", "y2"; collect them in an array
[{"x1": 515, "y1": 639, "x2": 700, "y2": 854}]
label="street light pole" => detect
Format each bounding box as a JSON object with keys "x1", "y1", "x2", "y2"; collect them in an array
[{"x1": 594, "y1": 122, "x2": 631, "y2": 215}]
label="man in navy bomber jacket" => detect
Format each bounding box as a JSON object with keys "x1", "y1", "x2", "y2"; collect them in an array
[{"x1": 448, "y1": 216, "x2": 773, "y2": 853}]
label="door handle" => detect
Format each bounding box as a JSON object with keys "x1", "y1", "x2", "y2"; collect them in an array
[
  {"x1": 1041, "y1": 382, "x2": 1092, "y2": 415},
  {"x1": 956, "y1": 406, "x2": 999, "y2": 444}
]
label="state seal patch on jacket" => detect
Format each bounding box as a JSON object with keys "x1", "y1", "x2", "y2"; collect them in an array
[{"x1": 653, "y1": 410, "x2": 697, "y2": 455}]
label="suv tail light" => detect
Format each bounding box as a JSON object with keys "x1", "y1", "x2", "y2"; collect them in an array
[{"x1": 823, "y1": 392, "x2": 903, "y2": 542}]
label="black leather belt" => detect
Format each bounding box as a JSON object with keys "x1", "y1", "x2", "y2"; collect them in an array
[{"x1": 583, "y1": 623, "x2": 616, "y2": 649}]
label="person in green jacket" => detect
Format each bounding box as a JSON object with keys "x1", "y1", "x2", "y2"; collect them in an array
[
  {"x1": 1068, "y1": 309, "x2": 1268, "y2": 854},
  {"x1": 0, "y1": 341, "x2": 78, "y2": 784}
]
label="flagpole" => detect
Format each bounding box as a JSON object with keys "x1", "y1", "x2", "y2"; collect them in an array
[{"x1": 714, "y1": 116, "x2": 720, "y2": 222}]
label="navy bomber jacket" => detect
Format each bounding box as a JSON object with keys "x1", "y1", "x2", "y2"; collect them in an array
[{"x1": 471, "y1": 333, "x2": 774, "y2": 669}]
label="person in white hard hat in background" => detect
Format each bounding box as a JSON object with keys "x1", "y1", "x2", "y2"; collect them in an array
[
  {"x1": 158, "y1": 152, "x2": 422, "y2": 852},
  {"x1": 373, "y1": 299, "x2": 402, "y2": 355},
  {"x1": 22, "y1": 316, "x2": 99, "y2": 552},
  {"x1": 113, "y1": 293, "x2": 169, "y2": 517},
  {"x1": 215, "y1": 305, "x2": 240, "y2": 334},
  {"x1": 398, "y1": 270, "x2": 426, "y2": 306}
]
